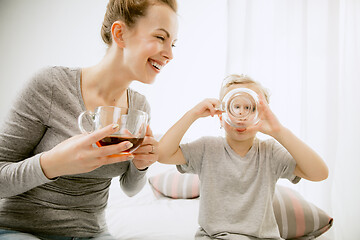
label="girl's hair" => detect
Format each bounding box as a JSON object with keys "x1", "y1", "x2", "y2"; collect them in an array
[
  {"x1": 219, "y1": 74, "x2": 270, "y2": 103},
  {"x1": 101, "y1": 0, "x2": 178, "y2": 46}
]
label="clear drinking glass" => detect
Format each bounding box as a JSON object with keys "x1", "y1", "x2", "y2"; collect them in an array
[
  {"x1": 219, "y1": 88, "x2": 260, "y2": 129},
  {"x1": 78, "y1": 106, "x2": 148, "y2": 153}
]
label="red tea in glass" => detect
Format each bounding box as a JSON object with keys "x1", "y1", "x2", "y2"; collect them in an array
[
  {"x1": 96, "y1": 136, "x2": 144, "y2": 153},
  {"x1": 78, "y1": 106, "x2": 149, "y2": 156}
]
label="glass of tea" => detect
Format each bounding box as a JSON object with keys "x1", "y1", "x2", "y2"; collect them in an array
[
  {"x1": 78, "y1": 106, "x2": 149, "y2": 153},
  {"x1": 219, "y1": 88, "x2": 260, "y2": 129}
]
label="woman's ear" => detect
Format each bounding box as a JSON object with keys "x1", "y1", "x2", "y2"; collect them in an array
[{"x1": 111, "y1": 21, "x2": 126, "y2": 48}]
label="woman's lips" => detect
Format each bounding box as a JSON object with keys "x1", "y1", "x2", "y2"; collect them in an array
[{"x1": 148, "y1": 59, "x2": 164, "y2": 73}]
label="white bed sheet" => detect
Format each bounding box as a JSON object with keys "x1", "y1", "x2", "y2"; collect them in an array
[{"x1": 106, "y1": 164, "x2": 199, "y2": 240}]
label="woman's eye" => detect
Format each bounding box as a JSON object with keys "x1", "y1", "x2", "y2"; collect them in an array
[{"x1": 156, "y1": 36, "x2": 165, "y2": 41}]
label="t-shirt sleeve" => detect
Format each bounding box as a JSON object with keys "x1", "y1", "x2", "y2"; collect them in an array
[
  {"x1": 271, "y1": 139, "x2": 301, "y2": 184},
  {"x1": 177, "y1": 137, "x2": 206, "y2": 175}
]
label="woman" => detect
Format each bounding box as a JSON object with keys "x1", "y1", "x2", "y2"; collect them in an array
[{"x1": 0, "y1": 0, "x2": 178, "y2": 239}]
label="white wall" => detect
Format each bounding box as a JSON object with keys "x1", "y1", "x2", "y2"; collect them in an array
[
  {"x1": 130, "y1": 0, "x2": 227, "y2": 139},
  {"x1": 0, "y1": 0, "x2": 107, "y2": 112},
  {"x1": 0, "y1": 0, "x2": 227, "y2": 140}
]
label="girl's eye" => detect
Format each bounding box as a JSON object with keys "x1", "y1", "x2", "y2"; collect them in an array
[{"x1": 171, "y1": 43, "x2": 176, "y2": 48}]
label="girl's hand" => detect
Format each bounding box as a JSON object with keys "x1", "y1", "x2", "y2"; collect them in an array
[
  {"x1": 131, "y1": 126, "x2": 158, "y2": 170},
  {"x1": 190, "y1": 98, "x2": 222, "y2": 118},
  {"x1": 40, "y1": 124, "x2": 134, "y2": 179},
  {"x1": 249, "y1": 94, "x2": 283, "y2": 137}
]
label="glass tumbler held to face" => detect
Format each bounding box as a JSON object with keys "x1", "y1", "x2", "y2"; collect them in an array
[
  {"x1": 78, "y1": 106, "x2": 149, "y2": 153},
  {"x1": 219, "y1": 88, "x2": 260, "y2": 129}
]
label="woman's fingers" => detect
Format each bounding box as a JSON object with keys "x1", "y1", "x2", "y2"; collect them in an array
[
  {"x1": 134, "y1": 144, "x2": 155, "y2": 154},
  {"x1": 94, "y1": 140, "x2": 134, "y2": 158},
  {"x1": 141, "y1": 134, "x2": 157, "y2": 145},
  {"x1": 78, "y1": 123, "x2": 138, "y2": 159},
  {"x1": 41, "y1": 124, "x2": 139, "y2": 178},
  {"x1": 145, "y1": 125, "x2": 154, "y2": 137},
  {"x1": 131, "y1": 125, "x2": 158, "y2": 169},
  {"x1": 134, "y1": 125, "x2": 157, "y2": 154},
  {"x1": 83, "y1": 123, "x2": 120, "y2": 145},
  {"x1": 132, "y1": 153, "x2": 158, "y2": 169},
  {"x1": 82, "y1": 124, "x2": 160, "y2": 168},
  {"x1": 134, "y1": 134, "x2": 158, "y2": 154},
  {"x1": 82, "y1": 123, "x2": 134, "y2": 155}
]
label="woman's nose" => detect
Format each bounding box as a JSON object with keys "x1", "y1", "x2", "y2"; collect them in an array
[{"x1": 162, "y1": 44, "x2": 174, "y2": 64}]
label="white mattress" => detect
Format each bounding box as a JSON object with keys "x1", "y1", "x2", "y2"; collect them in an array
[{"x1": 105, "y1": 164, "x2": 199, "y2": 240}]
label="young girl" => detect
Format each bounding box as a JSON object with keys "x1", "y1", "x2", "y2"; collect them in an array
[
  {"x1": 0, "y1": 0, "x2": 178, "y2": 239},
  {"x1": 158, "y1": 74, "x2": 328, "y2": 240}
]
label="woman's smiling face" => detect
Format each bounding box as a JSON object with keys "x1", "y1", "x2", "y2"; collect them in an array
[{"x1": 121, "y1": 3, "x2": 178, "y2": 84}]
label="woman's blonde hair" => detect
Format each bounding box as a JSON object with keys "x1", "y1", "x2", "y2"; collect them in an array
[
  {"x1": 101, "y1": 0, "x2": 178, "y2": 46},
  {"x1": 219, "y1": 74, "x2": 270, "y2": 103}
]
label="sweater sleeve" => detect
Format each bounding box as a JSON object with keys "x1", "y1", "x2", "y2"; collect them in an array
[
  {"x1": 0, "y1": 68, "x2": 54, "y2": 198},
  {"x1": 116, "y1": 88, "x2": 151, "y2": 196},
  {"x1": 119, "y1": 160, "x2": 147, "y2": 197}
]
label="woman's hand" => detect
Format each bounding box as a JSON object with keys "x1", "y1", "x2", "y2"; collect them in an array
[
  {"x1": 131, "y1": 126, "x2": 158, "y2": 170},
  {"x1": 189, "y1": 98, "x2": 222, "y2": 118},
  {"x1": 40, "y1": 124, "x2": 134, "y2": 179}
]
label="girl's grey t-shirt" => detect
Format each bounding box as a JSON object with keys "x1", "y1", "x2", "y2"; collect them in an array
[
  {"x1": 0, "y1": 66, "x2": 150, "y2": 237},
  {"x1": 178, "y1": 136, "x2": 300, "y2": 240}
]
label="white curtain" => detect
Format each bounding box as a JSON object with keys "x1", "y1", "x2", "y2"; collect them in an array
[{"x1": 226, "y1": 0, "x2": 360, "y2": 239}]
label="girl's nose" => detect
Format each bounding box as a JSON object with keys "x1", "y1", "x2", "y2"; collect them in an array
[{"x1": 238, "y1": 106, "x2": 245, "y2": 115}]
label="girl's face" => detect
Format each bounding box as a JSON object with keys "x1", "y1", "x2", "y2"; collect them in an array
[
  {"x1": 223, "y1": 120, "x2": 258, "y2": 143},
  {"x1": 121, "y1": 4, "x2": 178, "y2": 84},
  {"x1": 220, "y1": 83, "x2": 262, "y2": 142}
]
